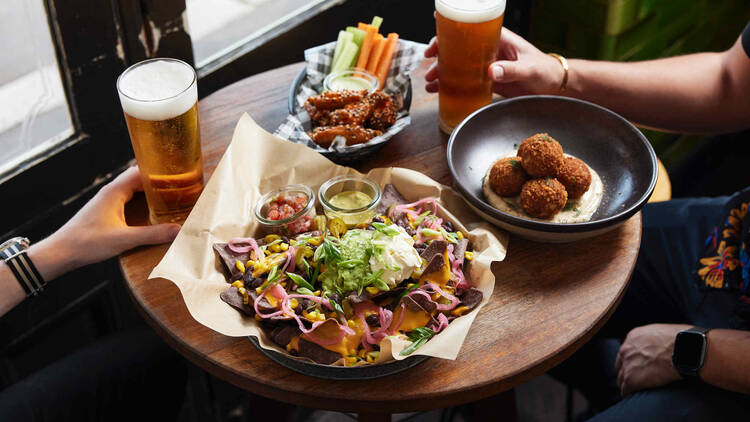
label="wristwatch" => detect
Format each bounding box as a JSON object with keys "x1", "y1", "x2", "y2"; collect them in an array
[
  {"x1": 672, "y1": 326, "x2": 710, "y2": 379},
  {"x1": 0, "y1": 237, "x2": 46, "y2": 297}
]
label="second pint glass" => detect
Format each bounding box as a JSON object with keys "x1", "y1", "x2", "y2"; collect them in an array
[
  {"x1": 435, "y1": 0, "x2": 505, "y2": 133},
  {"x1": 117, "y1": 58, "x2": 204, "y2": 225}
]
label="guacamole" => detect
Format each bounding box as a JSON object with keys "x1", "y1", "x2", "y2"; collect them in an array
[{"x1": 320, "y1": 229, "x2": 374, "y2": 296}]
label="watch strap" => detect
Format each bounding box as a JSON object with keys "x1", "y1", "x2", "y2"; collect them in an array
[{"x1": 1, "y1": 239, "x2": 46, "y2": 297}]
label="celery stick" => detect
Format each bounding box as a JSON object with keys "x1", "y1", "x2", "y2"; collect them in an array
[
  {"x1": 332, "y1": 31, "x2": 353, "y2": 68},
  {"x1": 371, "y1": 16, "x2": 383, "y2": 30},
  {"x1": 332, "y1": 41, "x2": 358, "y2": 73},
  {"x1": 346, "y1": 27, "x2": 366, "y2": 48}
]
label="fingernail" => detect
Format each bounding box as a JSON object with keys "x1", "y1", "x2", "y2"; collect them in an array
[
  {"x1": 169, "y1": 224, "x2": 181, "y2": 238},
  {"x1": 491, "y1": 64, "x2": 504, "y2": 80}
]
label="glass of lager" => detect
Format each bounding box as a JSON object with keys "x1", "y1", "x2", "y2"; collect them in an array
[
  {"x1": 435, "y1": 0, "x2": 505, "y2": 133},
  {"x1": 117, "y1": 58, "x2": 204, "y2": 225}
]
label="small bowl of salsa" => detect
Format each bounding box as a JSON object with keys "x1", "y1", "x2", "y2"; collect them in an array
[
  {"x1": 254, "y1": 185, "x2": 316, "y2": 236},
  {"x1": 318, "y1": 175, "x2": 381, "y2": 227},
  {"x1": 323, "y1": 69, "x2": 379, "y2": 93}
]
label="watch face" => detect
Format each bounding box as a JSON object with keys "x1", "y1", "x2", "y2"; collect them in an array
[{"x1": 674, "y1": 331, "x2": 705, "y2": 368}]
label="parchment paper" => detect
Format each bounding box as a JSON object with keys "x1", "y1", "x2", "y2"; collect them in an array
[{"x1": 150, "y1": 114, "x2": 508, "y2": 363}]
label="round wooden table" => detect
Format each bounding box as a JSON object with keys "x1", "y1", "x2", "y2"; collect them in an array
[{"x1": 120, "y1": 59, "x2": 642, "y2": 420}]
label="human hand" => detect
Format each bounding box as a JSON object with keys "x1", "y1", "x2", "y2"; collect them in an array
[
  {"x1": 424, "y1": 28, "x2": 565, "y2": 97},
  {"x1": 41, "y1": 166, "x2": 180, "y2": 276},
  {"x1": 615, "y1": 324, "x2": 689, "y2": 396}
]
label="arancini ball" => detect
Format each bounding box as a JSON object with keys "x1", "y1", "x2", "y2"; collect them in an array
[
  {"x1": 517, "y1": 133, "x2": 564, "y2": 177},
  {"x1": 519, "y1": 178, "x2": 568, "y2": 219},
  {"x1": 557, "y1": 156, "x2": 592, "y2": 199},
  {"x1": 488, "y1": 157, "x2": 529, "y2": 197}
]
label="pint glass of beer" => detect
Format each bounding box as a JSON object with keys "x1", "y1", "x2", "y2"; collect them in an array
[
  {"x1": 435, "y1": 0, "x2": 505, "y2": 133},
  {"x1": 117, "y1": 58, "x2": 204, "y2": 225}
]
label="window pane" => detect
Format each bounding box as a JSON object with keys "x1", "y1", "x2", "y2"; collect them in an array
[
  {"x1": 0, "y1": 0, "x2": 73, "y2": 178},
  {"x1": 187, "y1": 0, "x2": 332, "y2": 67}
]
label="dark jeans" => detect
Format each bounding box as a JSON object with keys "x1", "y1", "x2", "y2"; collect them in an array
[
  {"x1": 0, "y1": 326, "x2": 187, "y2": 421},
  {"x1": 551, "y1": 196, "x2": 750, "y2": 421}
]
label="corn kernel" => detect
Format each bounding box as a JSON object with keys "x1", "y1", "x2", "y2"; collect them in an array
[
  {"x1": 246, "y1": 260, "x2": 254, "y2": 268},
  {"x1": 465, "y1": 251, "x2": 474, "y2": 261},
  {"x1": 451, "y1": 306, "x2": 469, "y2": 317},
  {"x1": 264, "y1": 234, "x2": 280, "y2": 243},
  {"x1": 290, "y1": 299, "x2": 299, "y2": 309},
  {"x1": 264, "y1": 249, "x2": 272, "y2": 256},
  {"x1": 231, "y1": 280, "x2": 243, "y2": 288},
  {"x1": 235, "y1": 260, "x2": 246, "y2": 274},
  {"x1": 366, "y1": 287, "x2": 379, "y2": 295},
  {"x1": 347, "y1": 319, "x2": 356, "y2": 328},
  {"x1": 366, "y1": 354, "x2": 375, "y2": 363},
  {"x1": 313, "y1": 290, "x2": 321, "y2": 296},
  {"x1": 307, "y1": 237, "x2": 322, "y2": 246},
  {"x1": 239, "y1": 287, "x2": 247, "y2": 295},
  {"x1": 286, "y1": 343, "x2": 293, "y2": 352},
  {"x1": 456, "y1": 231, "x2": 465, "y2": 240},
  {"x1": 280, "y1": 243, "x2": 289, "y2": 251},
  {"x1": 255, "y1": 287, "x2": 263, "y2": 294}
]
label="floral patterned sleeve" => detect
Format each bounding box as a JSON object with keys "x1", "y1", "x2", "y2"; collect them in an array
[{"x1": 696, "y1": 189, "x2": 750, "y2": 293}]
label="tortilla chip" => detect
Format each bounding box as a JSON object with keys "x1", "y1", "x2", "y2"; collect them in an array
[
  {"x1": 404, "y1": 292, "x2": 438, "y2": 314},
  {"x1": 422, "y1": 253, "x2": 446, "y2": 276},
  {"x1": 271, "y1": 325, "x2": 301, "y2": 348},
  {"x1": 377, "y1": 184, "x2": 407, "y2": 215},
  {"x1": 213, "y1": 243, "x2": 250, "y2": 279},
  {"x1": 220, "y1": 286, "x2": 254, "y2": 316},
  {"x1": 453, "y1": 238, "x2": 469, "y2": 263},
  {"x1": 297, "y1": 338, "x2": 342, "y2": 364},
  {"x1": 420, "y1": 240, "x2": 447, "y2": 262},
  {"x1": 459, "y1": 288, "x2": 483, "y2": 312}
]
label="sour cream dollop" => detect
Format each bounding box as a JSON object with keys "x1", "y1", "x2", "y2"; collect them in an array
[{"x1": 369, "y1": 225, "x2": 422, "y2": 287}]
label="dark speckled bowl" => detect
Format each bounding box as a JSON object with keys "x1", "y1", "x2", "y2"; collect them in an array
[{"x1": 447, "y1": 95, "x2": 657, "y2": 243}]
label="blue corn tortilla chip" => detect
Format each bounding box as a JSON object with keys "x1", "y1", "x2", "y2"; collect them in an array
[
  {"x1": 453, "y1": 238, "x2": 469, "y2": 263},
  {"x1": 214, "y1": 243, "x2": 250, "y2": 279},
  {"x1": 459, "y1": 288, "x2": 483, "y2": 312},
  {"x1": 220, "y1": 286, "x2": 255, "y2": 316},
  {"x1": 420, "y1": 240, "x2": 447, "y2": 262},
  {"x1": 377, "y1": 184, "x2": 407, "y2": 215},
  {"x1": 298, "y1": 338, "x2": 342, "y2": 364}
]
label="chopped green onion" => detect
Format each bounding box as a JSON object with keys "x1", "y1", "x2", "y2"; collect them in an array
[
  {"x1": 296, "y1": 287, "x2": 314, "y2": 296},
  {"x1": 372, "y1": 222, "x2": 400, "y2": 237},
  {"x1": 420, "y1": 228, "x2": 441, "y2": 237},
  {"x1": 286, "y1": 272, "x2": 314, "y2": 291},
  {"x1": 400, "y1": 327, "x2": 435, "y2": 356}
]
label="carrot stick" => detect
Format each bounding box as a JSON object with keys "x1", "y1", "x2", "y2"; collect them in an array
[
  {"x1": 355, "y1": 24, "x2": 377, "y2": 69},
  {"x1": 366, "y1": 34, "x2": 386, "y2": 74},
  {"x1": 357, "y1": 22, "x2": 368, "y2": 30},
  {"x1": 375, "y1": 33, "x2": 399, "y2": 90}
]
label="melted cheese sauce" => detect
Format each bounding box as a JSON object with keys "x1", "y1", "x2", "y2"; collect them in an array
[{"x1": 482, "y1": 152, "x2": 604, "y2": 223}]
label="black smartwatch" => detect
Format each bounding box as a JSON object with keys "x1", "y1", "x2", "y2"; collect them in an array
[
  {"x1": 0, "y1": 237, "x2": 46, "y2": 297},
  {"x1": 672, "y1": 326, "x2": 710, "y2": 379}
]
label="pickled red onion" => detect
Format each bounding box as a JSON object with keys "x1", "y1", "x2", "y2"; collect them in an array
[
  {"x1": 228, "y1": 237, "x2": 262, "y2": 261},
  {"x1": 423, "y1": 282, "x2": 459, "y2": 311},
  {"x1": 434, "y1": 313, "x2": 449, "y2": 333}
]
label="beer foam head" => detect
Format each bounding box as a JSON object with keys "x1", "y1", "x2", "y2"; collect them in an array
[
  {"x1": 117, "y1": 59, "x2": 197, "y2": 121},
  {"x1": 435, "y1": 0, "x2": 506, "y2": 23}
]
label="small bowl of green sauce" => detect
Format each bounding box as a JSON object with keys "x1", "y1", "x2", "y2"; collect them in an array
[
  {"x1": 318, "y1": 175, "x2": 381, "y2": 227},
  {"x1": 323, "y1": 69, "x2": 379, "y2": 93}
]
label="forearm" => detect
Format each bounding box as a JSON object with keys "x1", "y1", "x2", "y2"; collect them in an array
[
  {"x1": 566, "y1": 44, "x2": 750, "y2": 133},
  {"x1": 0, "y1": 235, "x2": 77, "y2": 317},
  {"x1": 701, "y1": 329, "x2": 750, "y2": 394}
]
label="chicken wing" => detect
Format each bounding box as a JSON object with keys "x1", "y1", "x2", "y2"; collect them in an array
[
  {"x1": 310, "y1": 125, "x2": 383, "y2": 148},
  {"x1": 305, "y1": 89, "x2": 366, "y2": 110}
]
